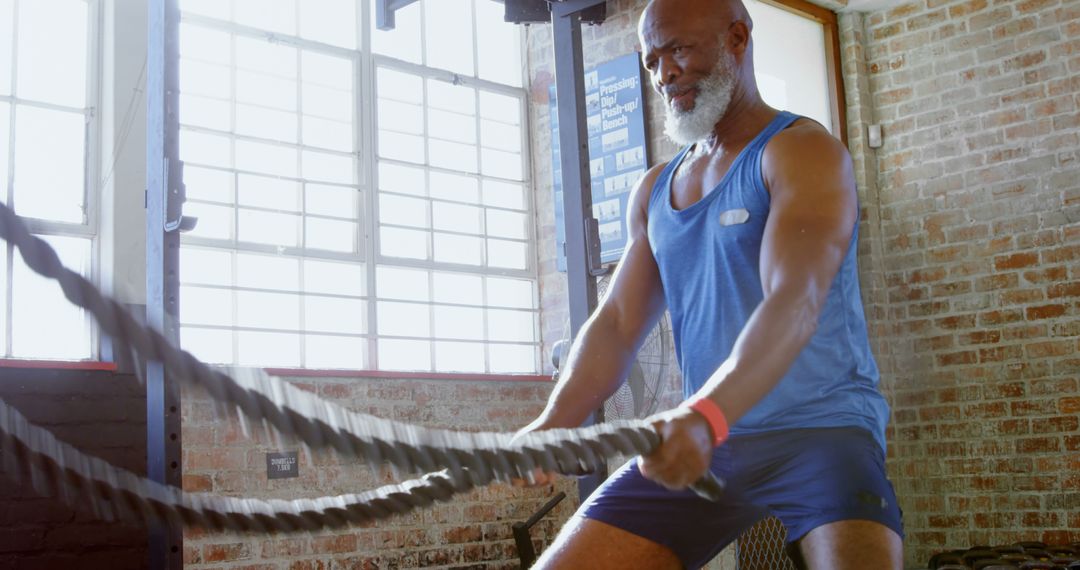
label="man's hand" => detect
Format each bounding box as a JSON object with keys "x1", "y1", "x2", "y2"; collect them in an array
[
  {"x1": 638, "y1": 407, "x2": 715, "y2": 490},
  {"x1": 508, "y1": 426, "x2": 559, "y2": 489}
]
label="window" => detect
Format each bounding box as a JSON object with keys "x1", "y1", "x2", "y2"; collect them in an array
[
  {"x1": 746, "y1": 0, "x2": 846, "y2": 141},
  {"x1": 0, "y1": 0, "x2": 97, "y2": 360},
  {"x1": 178, "y1": 0, "x2": 537, "y2": 374}
]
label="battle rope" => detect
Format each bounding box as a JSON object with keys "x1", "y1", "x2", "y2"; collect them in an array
[{"x1": 0, "y1": 201, "x2": 723, "y2": 532}]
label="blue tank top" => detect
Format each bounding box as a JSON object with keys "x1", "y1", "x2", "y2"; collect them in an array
[{"x1": 646, "y1": 111, "x2": 890, "y2": 450}]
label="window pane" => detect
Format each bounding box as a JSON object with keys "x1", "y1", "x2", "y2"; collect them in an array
[
  {"x1": 0, "y1": 0, "x2": 12, "y2": 96},
  {"x1": 181, "y1": 94, "x2": 232, "y2": 132},
  {"x1": 184, "y1": 167, "x2": 232, "y2": 203},
  {"x1": 302, "y1": 150, "x2": 354, "y2": 184},
  {"x1": 17, "y1": 0, "x2": 87, "y2": 107},
  {"x1": 475, "y1": 0, "x2": 523, "y2": 87},
  {"x1": 181, "y1": 248, "x2": 233, "y2": 287},
  {"x1": 490, "y1": 344, "x2": 535, "y2": 374},
  {"x1": 433, "y1": 233, "x2": 481, "y2": 266},
  {"x1": 233, "y1": 0, "x2": 296, "y2": 36},
  {"x1": 379, "y1": 339, "x2": 430, "y2": 371},
  {"x1": 13, "y1": 106, "x2": 85, "y2": 223},
  {"x1": 302, "y1": 52, "x2": 352, "y2": 91},
  {"x1": 238, "y1": 331, "x2": 300, "y2": 367},
  {"x1": 377, "y1": 266, "x2": 429, "y2": 302},
  {"x1": 236, "y1": 104, "x2": 297, "y2": 143},
  {"x1": 235, "y1": 139, "x2": 297, "y2": 178},
  {"x1": 180, "y1": 60, "x2": 231, "y2": 99},
  {"x1": 481, "y1": 120, "x2": 521, "y2": 152},
  {"x1": 376, "y1": 68, "x2": 423, "y2": 104},
  {"x1": 486, "y1": 277, "x2": 535, "y2": 309},
  {"x1": 180, "y1": 0, "x2": 230, "y2": 20},
  {"x1": 434, "y1": 306, "x2": 484, "y2": 340},
  {"x1": 378, "y1": 100, "x2": 424, "y2": 134},
  {"x1": 378, "y1": 131, "x2": 424, "y2": 163},
  {"x1": 479, "y1": 91, "x2": 520, "y2": 124},
  {"x1": 435, "y1": 341, "x2": 484, "y2": 372},
  {"x1": 380, "y1": 194, "x2": 427, "y2": 228},
  {"x1": 486, "y1": 209, "x2": 526, "y2": 239},
  {"x1": 303, "y1": 116, "x2": 352, "y2": 152},
  {"x1": 306, "y1": 184, "x2": 357, "y2": 217},
  {"x1": 11, "y1": 235, "x2": 91, "y2": 359},
  {"x1": 487, "y1": 238, "x2": 527, "y2": 270},
  {"x1": 238, "y1": 174, "x2": 300, "y2": 211},
  {"x1": 429, "y1": 109, "x2": 476, "y2": 144},
  {"x1": 424, "y1": 0, "x2": 474, "y2": 76},
  {"x1": 488, "y1": 309, "x2": 534, "y2": 342},
  {"x1": 372, "y1": 1, "x2": 421, "y2": 64},
  {"x1": 237, "y1": 290, "x2": 300, "y2": 330},
  {"x1": 300, "y1": 0, "x2": 357, "y2": 49},
  {"x1": 306, "y1": 335, "x2": 364, "y2": 369},
  {"x1": 380, "y1": 226, "x2": 428, "y2": 259},
  {"x1": 429, "y1": 139, "x2": 477, "y2": 173},
  {"x1": 238, "y1": 209, "x2": 300, "y2": 247},
  {"x1": 185, "y1": 202, "x2": 233, "y2": 240},
  {"x1": 303, "y1": 259, "x2": 364, "y2": 297},
  {"x1": 433, "y1": 202, "x2": 480, "y2": 234},
  {"x1": 480, "y1": 148, "x2": 522, "y2": 180},
  {"x1": 433, "y1": 272, "x2": 481, "y2": 305},
  {"x1": 181, "y1": 327, "x2": 233, "y2": 364},
  {"x1": 236, "y1": 253, "x2": 299, "y2": 291},
  {"x1": 430, "y1": 171, "x2": 479, "y2": 204},
  {"x1": 377, "y1": 301, "x2": 429, "y2": 336},
  {"x1": 378, "y1": 162, "x2": 426, "y2": 196},
  {"x1": 180, "y1": 286, "x2": 233, "y2": 326},
  {"x1": 236, "y1": 71, "x2": 297, "y2": 111},
  {"x1": 482, "y1": 180, "x2": 524, "y2": 210},
  {"x1": 427, "y1": 80, "x2": 475, "y2": 115},
  {"x1": 180, "y1": 24, "x2": 231, "y2": 65},
  {"x1": 302, "y1": 83, "x2": 351, "y2": 122},
  {"x1": 181, "y1": 130, "x2": 232, "y2": 168},
  {"x1": 305, "y1": 296, "x2": 365, "y2": 334},
  {"x1": 306, "y1": 217, "x2": 356, "y2": 252}
]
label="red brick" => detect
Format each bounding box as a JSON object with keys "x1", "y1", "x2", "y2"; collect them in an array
[
  {"x1": 311, "y1": 534, "x2": 358, "y2": 555},
  {"x1": 995, "y1": 252, "x2": 1040, "y2": 270},
  {"x1": 203, "y1": 543, "x2": 251, "y2": 563},
  {"x1": 1048, "y1": 282, "x2": 1080, "y2": 298},
  {"x1": 1026, "y1": 303, "x2": 1067, "y2": 320}
]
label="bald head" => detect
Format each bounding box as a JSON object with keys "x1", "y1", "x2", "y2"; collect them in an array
[{"x1": 638, "y1": 0, "x2": 751, "y2": 40}]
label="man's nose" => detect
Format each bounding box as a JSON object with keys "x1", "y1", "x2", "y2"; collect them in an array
[{"x1": 654, "y1": 56, "x2": 679, "y2": 89}]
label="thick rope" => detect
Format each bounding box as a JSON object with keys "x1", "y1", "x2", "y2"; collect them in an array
[{"x1": 0, "y1": 201, "x2": 721, "y2": 532}]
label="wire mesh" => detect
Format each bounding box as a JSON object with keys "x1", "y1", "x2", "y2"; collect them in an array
[{"x1": 736, "y1": 516, "x2": 797, "y2": 570}]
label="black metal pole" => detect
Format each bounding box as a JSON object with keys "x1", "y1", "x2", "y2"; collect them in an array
[
  {"x1": 146, "y1": 0, "x2": 184, "y2": 567},
  {"x1": 551, "y1": 0, "x2": 606, "y2": 502}
]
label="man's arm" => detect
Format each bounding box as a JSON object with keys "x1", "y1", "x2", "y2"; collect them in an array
[
  {"x1": 640, "y1": 123, "x2": 860, "y2": 489},
  {"x1": 520, "y1": 162, "x2": 668, "y2": 433}
]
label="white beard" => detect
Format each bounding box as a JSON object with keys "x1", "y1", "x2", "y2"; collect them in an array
[{"x1": 663, "y1": 54, "x2": 736, "y2": 146}]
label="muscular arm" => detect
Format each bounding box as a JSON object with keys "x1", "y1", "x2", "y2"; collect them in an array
[{"x1": 521, "y1": 163, "x2": 669, "y2": 432}]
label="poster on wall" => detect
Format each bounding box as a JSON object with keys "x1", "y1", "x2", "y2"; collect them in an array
[{"x1": 550, "y1": 52, "x2": 648, "y2": 272}]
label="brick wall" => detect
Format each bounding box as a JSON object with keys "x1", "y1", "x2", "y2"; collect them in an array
[
  {"x1": 0, "y1": 368, "x2": 148, "y2": 569},
  {"x1": 856, "y1": 0, "x2": 1080, "y2": 566},
  {"x1": 181, "y1": 375, "x2": 570, "y2": 569},
  {"x1": 528, "y1": 0, "x2": 1079, "y2": 568}
]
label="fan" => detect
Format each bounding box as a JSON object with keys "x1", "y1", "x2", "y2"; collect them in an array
[{"x1": 551, "y1": 274, "x2": 675, "y2": 421}]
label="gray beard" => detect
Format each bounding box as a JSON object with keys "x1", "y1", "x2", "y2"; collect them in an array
[{"x1": 663, "y1": 55, "x2": 736, "y2": 146}]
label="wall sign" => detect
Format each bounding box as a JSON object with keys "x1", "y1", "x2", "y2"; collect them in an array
[
  {"x1": 266, "y1": 451, "x2": 299, "y2": 480},
  {"x1": 550, "y1": 52, "x2": 649, "y2": 272}
]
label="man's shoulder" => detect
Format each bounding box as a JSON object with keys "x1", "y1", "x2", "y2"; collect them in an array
[{"x1": 765, "y1": 118, "x2": 850, "y2": 170}]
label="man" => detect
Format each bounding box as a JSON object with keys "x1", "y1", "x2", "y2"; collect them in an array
[{"x1": 512, "y1": 0, "x2": 904, "y2": 568}]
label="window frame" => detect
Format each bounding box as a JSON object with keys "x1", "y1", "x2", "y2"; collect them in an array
[
  {"x1": 176, "y1": 0, "x2": 541, "y2": 375},
  {"x1": 1, "y1": 0, "x2": 102, "y2": 361}
]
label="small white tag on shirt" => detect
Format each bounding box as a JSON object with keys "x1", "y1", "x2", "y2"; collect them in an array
[{"x1": 718, "y1": 208, "x2": 750, "y2": 226}]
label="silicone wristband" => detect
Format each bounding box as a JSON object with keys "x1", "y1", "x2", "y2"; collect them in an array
[{"x1": 685, "y1": 398, "x2": 729, "y2": 447}]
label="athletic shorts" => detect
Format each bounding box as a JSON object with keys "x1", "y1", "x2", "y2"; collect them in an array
[{"x1": 579, "y1": 426, "x2": 904, "y2": 570}]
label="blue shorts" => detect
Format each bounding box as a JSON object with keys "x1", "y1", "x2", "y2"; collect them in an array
[{"x1": 579, "y1": 427, "x2": 904, "y2": 570}]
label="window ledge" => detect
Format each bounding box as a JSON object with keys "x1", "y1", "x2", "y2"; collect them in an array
[
  {"x1": 0, "y1": 359, "x2": 118, "y2": 372},
  {"x1": 263, "y1": 367, "x2": 552, "y2": 383}
]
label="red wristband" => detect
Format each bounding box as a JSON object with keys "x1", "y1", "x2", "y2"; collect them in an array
[{"x1": 685, "y1": 398, "x2": 729, "y2": 447}]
